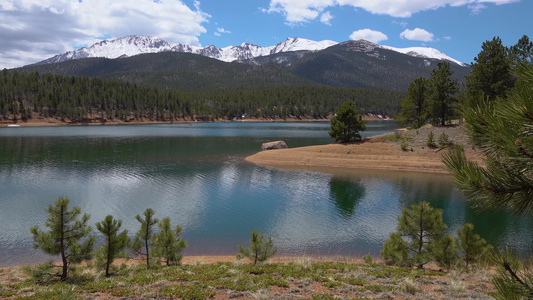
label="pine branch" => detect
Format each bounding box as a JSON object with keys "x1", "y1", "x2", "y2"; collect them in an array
[{"x1": 503, "y1": 261, "x2": 533, "y2": 294}]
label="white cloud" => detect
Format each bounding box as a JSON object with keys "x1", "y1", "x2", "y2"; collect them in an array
[
  {"x1": 400, "y1": 28, "x2": 434, "y2": 42},
  {"x1": 392, "y1": 20, "x2": 408, "y2": 28},
  {"x1": 349, "y1": 29, "x2": 388, "y2": 43},
  {"x1": 468, "y1": 3, "x2": 487, "y2": 14},
  {"x1": 320, "y1": 11, "x2": 333, "y2": 25},
  {"x1": 215, "y1": 27, "x2": 231, "y2": 36},
  {"x1": 266, "y1": 0, "x2": 518, "y2": 23},
  {"x1": 0, "y1": 0, "x2": 209, "y2": 68},
  {"x1": 266, "y1": 0, "x2": 331, "y2": 23}
]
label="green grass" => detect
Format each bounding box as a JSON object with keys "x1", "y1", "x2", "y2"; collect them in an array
[{"x1": 0, "y1": 260, "x2": 491, "y2": 299}]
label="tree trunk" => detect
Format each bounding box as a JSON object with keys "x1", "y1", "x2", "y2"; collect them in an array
[
  {"x1": 145, "y1": 236, "x2": 150, "y2": 269},
  {"x1": 60, "y1": 205, "x2": 68, "y2": 280},
  {"x1": 106, "y1": 233, "x2": 112, "y2": 277},
  {"x1": 418, "y1": 205, "x2": 424, "y2": 269}
]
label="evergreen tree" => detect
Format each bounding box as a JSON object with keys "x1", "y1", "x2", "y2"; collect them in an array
[
  {"x1": 131, "y1": 208, "x2": 159, "y2": 269},
  {"x1": 443, "y1": 65, "x2": 533, "y2": 214},
  {"x1": 152, "y1": 218, "x2": 187, "y2": 266},
  {"x1": 95, "y1": 215, "x2": 129, "y2": 277},
  {"x1": 466, "y1": 36, "x2": 515, "y2": 101},
  {"x1": 443, "y1": 65, "x2": 533, "y2": 298},
  {"x1": 397, "y1": 77, "x2": 428, "y2": 128},
  {"x1": 30, "y1": 197, "x2": 95, "y2": 280},
  {"x1": 509, "y1": 35, "x2": 533, "y2": 66},
  {"x1": 381, "y1": 201, "x2": 449, "y2": 269},
  {"x1": 427, "y1": 62, "x2": 459, "y2": 126},
  {"x1": 329, "y1": 100, "x2": 366, "y2": 143},
  {"x1": 237, "y1": 230, "x2": 277, "y2": 265},
  {"x1": 456, "y1": 223, "x2": 492, "y2": 271}
]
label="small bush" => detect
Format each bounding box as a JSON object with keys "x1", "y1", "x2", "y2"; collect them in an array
[
  {"x1": 401, "y1": 278, "x2": 420, "y2": 295},
  {"x1": 438, "y1": 132, "x2": 450, "y2": 147},
  {"x1": 427, "y1": 131, "x2": 436, "y2": 148},
  {"x1": 400, "y1": 138, "x2": 410, "y2": 151},
  {"x1": 362, "y1": 254, "x2": 374, "y2": 265},
  {"x1": 237, "y1": 230, "x2": 277, "y2": 265},
  {"x1": 24, "y1": 261, "x2": 56, "y2": 283}
]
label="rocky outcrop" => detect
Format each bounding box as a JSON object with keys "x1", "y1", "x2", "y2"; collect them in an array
[{"x1": 261, "y1": 141, "x2": 288, "y2": 151}]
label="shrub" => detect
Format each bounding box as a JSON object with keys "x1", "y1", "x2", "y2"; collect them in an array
[
  {"x1": 237, "y1": 230, "x2": 277, "y2": 265},
  {"x1": 400, "y1": 138, "x2": 410, "y2": 151},
  {"x1": 427, "y1": 131, "x2": 436, "y2": 148},
  {"x1": 438, "y1": 132, "x2": 450, "y2": 146},
  {"x1": 362, "y1": 254, "x2": 374, "y2": 265},
  {"x1": 152, "y1": 218, "x2": 188, "y2": 266}
]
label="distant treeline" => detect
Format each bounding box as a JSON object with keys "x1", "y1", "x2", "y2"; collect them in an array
[{"x1": 0, "y1": 70, "x2": 404, "y2": 122}]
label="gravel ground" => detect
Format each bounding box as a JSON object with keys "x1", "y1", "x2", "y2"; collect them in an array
[{"x1": 394, "y1": 124, "x2": 472, "y2": 150}]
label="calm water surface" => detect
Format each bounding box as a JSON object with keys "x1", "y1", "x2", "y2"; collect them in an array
[{"x1": 0, "y1": 121, "x2": 531, "y2": 267}]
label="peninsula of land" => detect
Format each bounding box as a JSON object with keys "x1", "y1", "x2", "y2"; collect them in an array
[{"x1": 246, "y1": 125, "x2": 481, "y2": 175}]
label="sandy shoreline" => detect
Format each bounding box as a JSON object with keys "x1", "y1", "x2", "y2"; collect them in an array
[
  {"x1": 0, "y1": 115, "x2": 390, "y2": 127},
  {"x1": 246, "y1": 138, "x2": 481, "y2": 175}
]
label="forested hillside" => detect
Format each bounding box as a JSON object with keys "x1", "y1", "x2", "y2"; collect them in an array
[
  {"x1": 19, "y1": 52, "x2": 318, "y2": 90},
  {"x1": 288, "y1": 41, "x2": 470, "y2": 90},
  {"x1": 5, "y1": 38, "x2": 476, "y2": 123},
  {"x1": 0, "y1": 70, "x2": 403, "y2": 122}
]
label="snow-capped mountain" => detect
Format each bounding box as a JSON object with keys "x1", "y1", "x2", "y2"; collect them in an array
[
  {"x1": 381, "y1": 45, "x2": 466, "y2": 67},
  {"x1": 36, "y1": 36, "x2": 336, "y2": 65},
  {"x1": 35, "y1": 35, "x2": 465, "y2": 66}
]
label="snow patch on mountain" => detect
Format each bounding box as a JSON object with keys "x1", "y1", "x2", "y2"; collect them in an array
[
  {"x1": 270, "y1": 37, "x2": 337, "y2": 53},
  {"x1": 380, "y1": 45, "x2": 467, "y2": 67}
]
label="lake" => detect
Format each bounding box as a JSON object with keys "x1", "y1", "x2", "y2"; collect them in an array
[{"x1": 0, "y1": 121, "x2": 531, "y2": 267}]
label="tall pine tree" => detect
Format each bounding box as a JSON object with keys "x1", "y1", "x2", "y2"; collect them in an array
[
  {"x1": 466, "y1": 36, "x2": 515, "y2": 101},
  {"x1": 427, "y1": 62, "x2": 459, "y2": 126},
  {"x1": 397, "y1": 77, "x2": 428, "y2": 128},
  {"x1": 329, "y1": 100, "x2": 366, "y2": 143},
  {"x1": 444, "y1": 64, "x2": 533, "y2": 298}
]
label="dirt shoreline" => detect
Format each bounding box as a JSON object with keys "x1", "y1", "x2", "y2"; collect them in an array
[
  {"x1": 0, "y1": 115, "x2": 391, "y2": 127},
  {"x1": 246, "y1": 126, "x2": 481, "y2": 175}
]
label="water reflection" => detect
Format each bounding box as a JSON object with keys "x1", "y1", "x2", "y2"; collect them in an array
[
  {"x1": 0, "y1": 122, "x2": 532, "y2": 266},
  {"x1": 329, "y1": 177, "x2": 365, "y2": 217}
]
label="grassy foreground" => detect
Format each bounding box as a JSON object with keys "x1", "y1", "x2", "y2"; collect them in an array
[{"x1": 0, "y1": 258, "x2": 493, "y2": 299}]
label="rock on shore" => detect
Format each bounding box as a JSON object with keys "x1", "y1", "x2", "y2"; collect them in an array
[{"x1": 261, "y1": 141, "x2": 288, "y2": 150}]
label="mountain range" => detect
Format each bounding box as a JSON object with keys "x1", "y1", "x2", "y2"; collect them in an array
[
  {"x1": 20, "y1": 35, "x2": 471, "y2": 92},
  {"x1": 35, "y1": 35, "x2": 467, "y2": 67}
]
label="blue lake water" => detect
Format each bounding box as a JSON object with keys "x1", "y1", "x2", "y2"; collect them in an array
[{"x1": 0, "y1": 121, "x2": 531, "y2": 267}]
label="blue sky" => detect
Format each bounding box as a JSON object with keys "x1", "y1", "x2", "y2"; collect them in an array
[{"x1": 0, "y1": 0, "x2": 531, "y2": 69}]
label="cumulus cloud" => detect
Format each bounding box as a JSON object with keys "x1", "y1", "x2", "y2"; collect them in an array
[
  {"x1": 320, "y1": 11, "x2": 333, "y2": 25},
  {"x1": 400, "y1": 28, "x2": 434, "y2": 42},
  {"x1": 349, "y1": 29, "x2": 388, "y2": 43},
  {"x1": 0, "y1": 0, "x2": 209, "y2": 68},
  {"x1": 265, "y1": 0, "x2": 518, "y2": 23}
]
